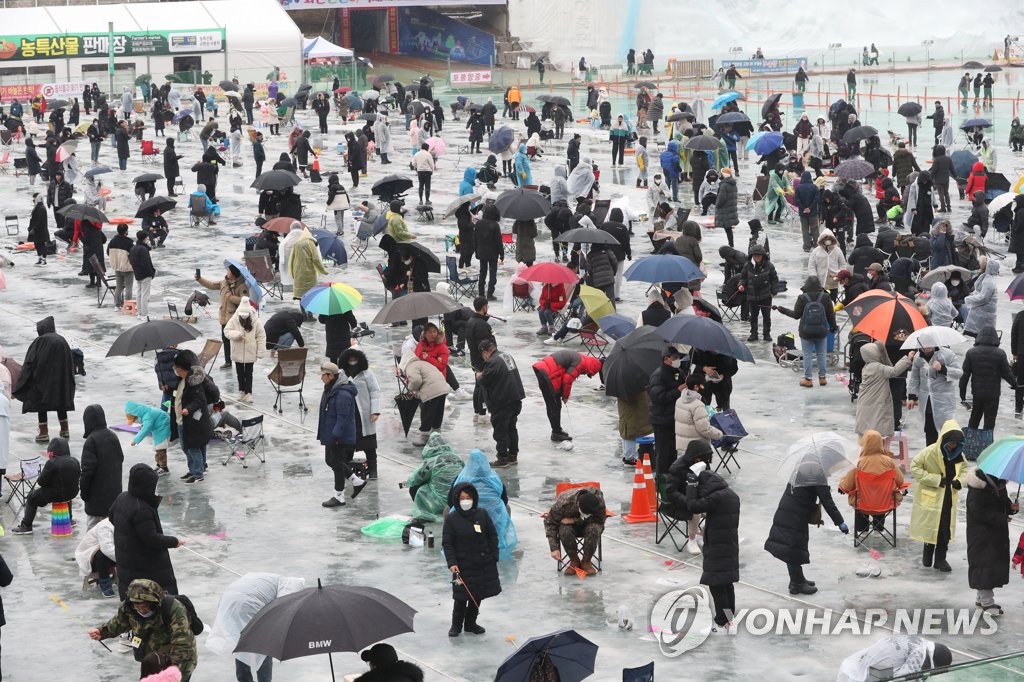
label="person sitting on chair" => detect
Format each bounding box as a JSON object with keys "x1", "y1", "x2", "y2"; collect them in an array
[
  {"x1": 134, "y1": 179, "x2": 156, "y2": 202},
  {"x1": 838, "y1": 429, "x2": 906, "y2": 535},
  {"x1": 11, "y1": 437, "x2": 81, "y2": 535},
  {"x1": 544, "y1": 486, "x2": 606, "y2": 576},
  {"x1": 190, "y1": 184, "x2": 220, "y2": 224}
]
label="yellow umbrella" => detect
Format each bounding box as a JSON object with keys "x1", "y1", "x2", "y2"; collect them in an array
[
  {"x1": 73, "y1": 122, "x2": 90, "y2": 135},
  {"x1": 579, "y1": 284, "x2": 615, "y2": 321}
]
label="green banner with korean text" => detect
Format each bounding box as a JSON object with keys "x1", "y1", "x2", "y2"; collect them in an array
[{"x1": 0, "y1": 28, "x2": 226, "y2": 62}]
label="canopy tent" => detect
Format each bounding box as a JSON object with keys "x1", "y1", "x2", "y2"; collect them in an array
[{"x1": 303, "y1": 36, "x2": 354, "y2": 60}]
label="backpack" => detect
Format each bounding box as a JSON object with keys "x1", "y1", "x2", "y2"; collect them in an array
[
  {"x1": 798, "y1": 292, "x2": 830, "y2": 339},
  {"x1": 162, "y1": 594, "x2": 204, "y2": 635}
]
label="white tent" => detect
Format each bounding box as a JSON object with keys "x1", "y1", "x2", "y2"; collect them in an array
[{"x1": 303, "y1": 37, "x2": 353, "y2": 60}]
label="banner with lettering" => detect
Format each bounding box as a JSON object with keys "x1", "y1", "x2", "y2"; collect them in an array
[{"x1": 0, "y1": 29, "x2": 225, "y2": 62}]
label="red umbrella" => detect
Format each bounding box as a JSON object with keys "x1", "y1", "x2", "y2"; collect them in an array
[
  {"x1": 263, "y1": 217, "x2": 305, "y2": 235},
  {"x1": 519, "y1": 262, "x2": 580, "y2": 285},
  {"x1": 845, "y1": 290, "x2": 927, "y2": 344}
]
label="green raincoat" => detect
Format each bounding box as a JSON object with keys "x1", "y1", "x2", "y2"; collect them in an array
[
  {"x1": 763, "y1": 169, "x2": 790, "y2": 218},
  {"x1": 909, "y1": 420, "x2": 968, "y2": 544},
  {"x1": 406, "y1": 433, "x2": 464, "y2": 522},
  {"x1": 288, "y1": 232, "x2": 326, "y2": 301}
]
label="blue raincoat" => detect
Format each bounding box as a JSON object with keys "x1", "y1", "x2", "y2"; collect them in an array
[
  {"x1": 124, "y1": 400, "x2": 171, "y2": 447},
  {"x1": 459, "y1": 167, "x2": 477, "y2": 197},
  {"x1": 514, "y1": 143, "x2": 533, "y2": 186},
  {"x1": 452, "y1": 449, "x2": 518, "y2": 559}
]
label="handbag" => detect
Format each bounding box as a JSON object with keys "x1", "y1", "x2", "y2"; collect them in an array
[
  {"x1": 809, "y1": 502, "x2": 823, "y2": 526},
  {"x1": 963, "y1": 426, "x2": 994, "y2": 462}
]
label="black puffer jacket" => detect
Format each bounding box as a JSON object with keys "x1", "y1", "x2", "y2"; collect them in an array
[
  {"x1": 648, "y1": 364, "x2": 682, "y2": 426},
  {"x1": 79, "y1": 404, "x2": 124, "y2": 517},
  {"x1": 714, "y1": 176, "x2": 738, "y2": 228},
  {"x1": 584, "y1": 246, "x2": 617, "y2": 288},
  {"x1": 764, "y1": 484, "x2": 844, "y2": 565},
  {"x1": 441, "y1": 483, "x2": 501, "y2": 602},
  {"x1": 356, "y1": 661, "x2": 425, "y2": 682},
  {"x1": 738, "y1": 251, "x2": 778, "y2": 303},
  {"x1": 464, "y1": 313, "x2": 494, "y2": 371},
  {"x1": 848, "y1": 234, "x2": 887, "y2": 275},
  {"x1": 107, "y1": 464, "x2": 179, "y2": 597},
  {"x1": 478, "y1": 351, "x2": 525, "y2": 412},
  {"x1": 960, "y1": 326, "x2": 1016, "y2": 400},
  {"x1": 661, "y1": 450, "x2": 695, "y2": 521},
  {"x1": 687, "y1": 470, "x2": 741, "y2": 585},
  {"x1": 674, "y1": 220, "x2": 703, "y2": 266},
  {"x1": 36, "y1": 437, "x2": 81, "y2": 502},
  {"x1": 966, "y1": 468, "x2": 1014, "y2": 591},
  {"x1": 178, "y1": 366, "x2": 219, "y2": 450},
  {"x1": 474, "y1": 206, "x2": 503, "y2": 261}
]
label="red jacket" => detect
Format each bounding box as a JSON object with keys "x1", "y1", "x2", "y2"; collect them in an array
[
  {"x1": 874, "y1": 168, "x2": 889, "y2": 200},
  {"x1": 414, "y1": 338, "x2": 449, "y2": 375},
  {"x1": 533, "y1": 350, "x2": 602, "y2": 400},
  {"x1": 539, "y1": 283, "x2": 568, "y2": 311},
  {"x1": 965, "y1": 161, "x2": 987, "y2": 197}
]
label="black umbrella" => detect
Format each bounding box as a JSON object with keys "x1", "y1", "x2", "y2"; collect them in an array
[
  {"x1": 962, "y1": 61, "x2": 984, "y2": 69},
  {"x1": 398, "y1": 241, "x2": 441, "y2": 273},
  {"x1": 395, "y1": 394, "x2": 421, "y2": 436},
  {"x1": 834, "y1": 158, "x2": 876, "y2": 180},
  {"x1": 666, "y1": 111, "x2": 695, "y2": 122},
  {"x1": 106, "y1": 320, "x2": 201, "y2": 357},
  {"x1": 281, "y1": 97, "x2": 297, "y2": 108},
  {"x1": 235, "y1": 580, "x2": 416, "y2": 682},
  {"x1": 634, "y1": 81, "x2": 657, "y2": 89},
  {"x1": 372, "y1": 74, "x2": 396, "y2": 87},
  {"x1": 841, "y1": 125, "x2": 878, "y2": 144},
  {"x1": 684, "y1": 135, "x2": 722, "y2": 152},
  {"x1": 494, "y1": 188, "x2": 552, "y2": 221},
  {"x1": 715, "y1": 111, "x2": 750, "y2": 126},
  {"x1": 132, "y1": 173, "x2": 163, "y2": 183},
  {"x1": 555, "y1": 228, "x2": 620, "y2": 245},
  {"x1": 84, "y1": 166, "x2": 112, "y2": 179},
  {"x1": 161, "y1": 110, "x2": 174, "y2": 121},
  {"x1": 985, "y1": 65, "x2": 1003, "y2": 72},
  {"x1": 603, "y1": 326, "x2": 664, "y2": 397},
  {"x1": 135, "y1": 196, "x2": 177, "y2": 217},
  {"x1": 692, "y1": 298, "x2": 724, "y2": 324},
  {"x1": 988, "y1": 173, "x2": 1011, "y2": 192},
  {"x1": 371, "y1": 292, "x2": 463, "y2": 324},
  {"x1": 407, "y1": 100, "x2": 428, "y2": 117},
  {"x1": 897, "y1": 102, "x2": 922, "y2": 117},
  {"x1": 549, "y1": 95, "x2": 571, "y2": 107},
  {"x1": 657, "y1": 315, "x2": 755, "y2": 362},
  {"x1": 250, "y1": 170, "x2": 302, "y2": 191},
  {"x1": 297, "y1": 83, "x2": 312, "y2": 93},
  {"x1": 960, "y1": 118, "x2": 992, "y2": 129},
  {"x1": 371, "y1": 175, "x2": 414, "y2": 198},
  {"x1": 47, "y1": 98, "x2": 69, "y2": 110},
  {"x1": 495, "y1": 629, "x2": 598, "y2": 682},
  {"x1": 357, "y1": 113, "x2": 377, "y2": 122},
  {"x1": 219, "y1": 80, "x2": 238, "y2": 92},
  {"x1": 536, "y1": 94, "x2": 553, "y2": 103},
  {"x1": 466, "y1": 103, "x2": 483, "y2": 112},
  {"x1": 761, "y1": 93, "x2": 782, "y2": 119},
  {"x1": 58, "y1": 203, "x2": 107, "y2": 224}
]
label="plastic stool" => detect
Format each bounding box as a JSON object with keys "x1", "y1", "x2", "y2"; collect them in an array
[
  {"x1": 51, "y1": 501, "x2": 72, "y2": 537},
  {"x1": 636, "y1": 435, "x2": 656, "y2": 465},
  {"x1": 122, "y1": 300, "x2": 138, "y2": 315}
]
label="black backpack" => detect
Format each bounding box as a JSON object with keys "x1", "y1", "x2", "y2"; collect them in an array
[
  {"x1": 798, "y1": 292, "x2": 830, "y2": 339},
  {"x1": 162, "y1": 594, "x2": 204, "y2": 635}
]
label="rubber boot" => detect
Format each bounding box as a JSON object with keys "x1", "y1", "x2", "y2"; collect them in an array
[
  {"x1": 59, "y1": 419, "x2": 70, "y2": 439},
  {"x1": 922, "y1": 544, "x2": 934, "y2": 568},
  {"x1": 464, "y1": 603, "x2": 485, "y2": 634},
  {"x1": 563, "y1": 550, "x2": 582, "y2": 575},
  {"x1": 933, "y1": 546, "x2": 952, "y2": 573},
  {"x1": 448, "y1": 600, "x2": 466, "y2": 637},
  {"x1": 36, "y1": 422, "x2": 49, "y2": 444}
]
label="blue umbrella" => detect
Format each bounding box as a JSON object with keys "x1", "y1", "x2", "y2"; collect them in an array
[
  {"x1": 223, "y1": 258, "x2": 263, "y2": 306},
  {"x1": 172, "y1": 107, "x2": 193, "y2": 124},
  {"x1": 488, "y1": 125, "x2": 515, "y2": 154},
  {"x1": 625, "y1": 255, "x2": 704, "y2": 284},
  {"x1": 312, "y1": 229, "x2": 349, "y2": 265},
  {"x1": 657, "y1": 315, "x2": 755, "y2": 363},
  {"x1": 753, "y1": 132, "x2": 784, "y2": 156},
  {"x1": 710, "y1": 91, "x2": 742, "y2": 110},
  {"x1": 495, "y1": 629, "x2": 598, "y2": 682},
  {"x1": 950, "y1": 150, "x2": 979, "y2": 180},
  {"x1": 960, "y1": 118, "x2": 992, "y2": 129},
  {"x1": 345, "y1": 93, "x2": 362, "y2": 110},
  {"x1": 744, "y1": 130, "x2": 768, "y2": 151},
  {"x1": 598, "y1": 313, "x2": 636, "y2": 340}
]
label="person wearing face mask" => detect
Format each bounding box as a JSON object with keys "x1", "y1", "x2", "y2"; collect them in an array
[
  {"x1": 910, "y1": 421, "x2": 968, "y2": 572},
  {"x1": 544, "y1": 486, "x2": 606, "y2": 576},
  {"x1": 649, "y1": 348, "x2": 686, "y2": 474},
  {"x1": 442, "y1": 483, "x2": 500, "y2": 637},
  {"x1": 88, "y1": 578, "x2": 197, "y2": 680},
  {"x1": 907, "y1": 346, "x2": 964, "y2": 446},
  {"x1": 338, "y1": 348, "x2": 381, "y2": 480}
]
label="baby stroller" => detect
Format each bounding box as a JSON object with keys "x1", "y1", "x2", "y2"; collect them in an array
[{"x1": 845, "y1": 331, "x2": 872, "y2": 402}]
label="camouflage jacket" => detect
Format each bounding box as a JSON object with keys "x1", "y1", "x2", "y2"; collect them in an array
[{"x1": 543, "y1": 487, "x2": 606, "y2": 551}]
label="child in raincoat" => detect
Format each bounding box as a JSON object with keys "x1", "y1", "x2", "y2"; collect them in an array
[
  {"x1": 514, "y1": 143, "x2": 532, "y2": 187},
  {"x1": 635, "y1": 136, "x2": 649, "y2": 188},
  {"x1": 764, "y1": 163, "x2": 791, "y2": 224},
  {"x1": 450, "y1": 449, "x2": 517, "y2": 559},
  {"x1": 125, "y1": 400, "x2": 172, "y2": 476},
  {"x1": 406, "y1": 433, "x2": 464, "y2": 523}
]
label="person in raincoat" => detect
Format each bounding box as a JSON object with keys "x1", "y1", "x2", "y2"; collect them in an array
[
  {"x1": 907, "y1": 344, "x2": 963, "y2": 446},
  {"x1": 567, "y1": 156, "x2": 597, "y2": 199},
  {"x1": 75, "y1": 517, "x2": 117, "y2": 597},
  {"x1": 459, "y1": 167, "x2": 477, "y2": 197},
  {"x1": 443, "y1": 482, "x2": 500, "y2": 637},
  {"x1": 764, "y1": 163, "x2": 790, "y2": 224},
  {"x1": 966, "y1": 466, "x2": 1018, "y2": 615},
  {"x1": 288, "y1": 230, "x2": 327, "y2": 302},
  {"x1": 855, "y1": 343, "x2": 915, "y2": 437},
  {"x1": 806, "y1": 229, "x2": 848, "y2": 300},
  {"x1": 963, "y1": 257, "x2": 1000, "y2": 337},
  {"x1": 838, "y1": 430, "x2": 906, "y2": 535},
  {"x1": 205, "y1": 573, "x2": 307, "y2": 681},
  {"x1": 406, "y1": 433, "x2": 464, "y2": 523},
  {"x1": 910, "y1": 420, "x2": 968, "y2": 572},
  {"x1": 837, "y1": 636, "x2": 953, "y2": 682},
  {"x1": 13, "y1": 315, "x2": 76, "y2": 443},
  {"x1": 125, "y1": 400, "x2": 172, "y2": 476},
  {"x1": 925, "y1": 282, "x2": 956, "y2": 328},
  {"x1": 513, "y1": 143, "x2": 532, "y2": 187},
  {"x1": 450, "y1": 449, "x2": 517, "y2": 557}
]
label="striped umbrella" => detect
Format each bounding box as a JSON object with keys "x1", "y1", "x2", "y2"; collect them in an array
[
  {"x1": 844, "y1": 290, "x2": 927, "y2": 345},
  {"x1": 299, "y1": 282, "x2": 362, "y2": 316}
]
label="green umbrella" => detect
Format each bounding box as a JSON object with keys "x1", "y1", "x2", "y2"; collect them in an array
[{"x1": 134, "y1": 74, "x2": 152, "y2": 86}]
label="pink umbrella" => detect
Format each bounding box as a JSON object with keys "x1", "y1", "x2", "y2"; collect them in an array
[
  {"x1": 426, "y1": 136, "x2": 446, "y2": 157},
  {"x1": 55, "y1": 141, "x2": 78, "y2": 163}
]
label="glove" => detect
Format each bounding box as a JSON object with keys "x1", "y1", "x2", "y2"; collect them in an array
[
  {"x1": 951, "y1": 480, "x2": 962, "y2": 491},
  {"x1": 838, "y1": 522, "x2": 849, "y2": 535}
]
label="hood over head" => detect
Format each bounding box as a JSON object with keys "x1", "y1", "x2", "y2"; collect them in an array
[
  {"x1": 37, "y1": 315, "x2": 56, "y2": 335},
  {"x1": 801, "y1": 275, "x2": 824, "y2": 293},
  {"x1": 127, "y1": 463, "x2": 160, "y2": 502},
  {"x1": 339, "y1": 348, "x2": 369, "y2": 376},
  {"x1": 859, "y1": 341, "x2": 890, "y2": 366},
  {"x1": 800, "y1": 170, "x2": 813, "y2": 184},
  {"x1": 930, "y1": 282, "x2": 948, "y2": 300},
  {"x1": 451, "y1": 482, "x2": 480, "y2": 511},
  {"x1": 554, "y1": 166, "x2": 567, "y2": 179},
  {"x1": 859, "y1": 430, "x2": 886, "y2": 458},
  {"x1": 47, "y1": 437, "x2": 71, "y2": 458},
  {"x1": 126, "y1": 578, "x2": 166, "y2": 605},
  {"x1": 462, "y1": 167, "x2": 477, "y2": 183},
  {"x1": 975, "y1": 326, "x2": 1000, "y2": 347},
  {"x1": 83, "y1": 404, "x2": 107, "y2": 437}
]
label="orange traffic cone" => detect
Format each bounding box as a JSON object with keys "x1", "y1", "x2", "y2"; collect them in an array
[
  {"x1": 642, "y1": 453, "x2": 657, "y2": 509},
  {"x1": 624, "y1": 459, "x2": 657, "y2": 524}
]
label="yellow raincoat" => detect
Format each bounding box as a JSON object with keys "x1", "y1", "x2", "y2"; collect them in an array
[
  {"x1": 288, "y1": 231, "x2": 326, "y2": 301},
  {"x1": 909, "y1": 419, "x2": 968, "y2": 544}
]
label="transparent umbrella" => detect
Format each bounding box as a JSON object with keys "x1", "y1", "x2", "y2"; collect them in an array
[{"x1": 777, "y1": 432, "x2": 857, "y2": 488}]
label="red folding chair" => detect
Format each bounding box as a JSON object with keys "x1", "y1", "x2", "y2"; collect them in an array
[{"x1": 849, "y1": 469, "x2": 909, "y2": 548}]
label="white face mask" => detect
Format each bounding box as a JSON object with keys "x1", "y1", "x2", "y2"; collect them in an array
[
  {"x1": 669, "y1": 359, "x2": 682, "y2": 369},
  {"x1": 459, "y1": 499, "x2": 473, "y2": 511}
]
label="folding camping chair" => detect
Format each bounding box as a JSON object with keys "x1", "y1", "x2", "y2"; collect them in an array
[
  {"x1": 4, "y1": 215, "x2": 18, "y2": 236},
  {"x1": 350, "y1": 217, "x2": 371, "y2": 261},
  {"x1": 140, "y1": 139, "x2": 160, "y2": 164},
  {"x1": 4, "y1": 456, "x2": 43, "y2": 516},
  {"x1": 221, "y1": 415, "x2": 266, "y2": 468},
  {"x1": 243, "y1": 249, "x2": 283, "y2": 300},
  {"x1": 501, "y1": 231, "x2": 515, "y2": 256},
  {"x1": 655, "y1": 474, "x2": 690, "y2": 552},
  {"x1": 189, "y1": 194, "x2": 212, "y2": 227},
  {"x1": 197, "y1": 339, "x2": 223, "y2": 374},
  {"x1": 710, "y1": 409, "x2": 747, "y2": 474},
  {"x1": 446, "y1": 255, "x2": 478, "y2": 301},
  {"x1": 849, "y1": 469, "x2": 909, "y2": 548},
  {"x1": 578, "y1": 329, "x2": 609, "y2": 359},
  {"x1": 511, "y1": 281, "x2": 535, "y2": 312},
  {"x1": 715, "y1": 286, "x2": 743, "y2": 323},
  {"x1": 415, "y1": 204, "x2": 435, "y2": 222},
  {"x1": 89, "y1": 255, "x2": 117, "y2": 308},
  {"x1": 550, "y1": 481, "x2": 610, "y2": 574},
  {"x1": 268, "y1": 347, "x2": 309, "y2": 414},
  {"x1": 622, "y1": 662, "x2": 655, "y2": 682}
]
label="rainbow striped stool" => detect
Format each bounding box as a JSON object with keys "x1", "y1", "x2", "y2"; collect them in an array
[{"x1": 50, "y1": 501, "x2": 72, "y2": 537}]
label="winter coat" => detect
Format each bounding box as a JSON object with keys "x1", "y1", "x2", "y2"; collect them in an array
[
  {"x1": 25, "y1": 141, "x2": 41, "y2": 176},
  {"x1": 1011, "y1": 197, "x2": 1024, "y2": 256},
  {"x1": 478, "y1": 351, "x2": 526, "y2": 413},
  {"x1": 907, "y1": 348, "x2": 963, "y2": 428},
  {"x1": 806, "y1": 230, "x2": 848, "y2": 290},
  {"x1": 326, "y1": 179, "x2": 351, "y2": 211},
  {"x1": 673, "y1": 220, "x2": 702, "y2": 265},
  {"x1": 80, "y1": 405, "x2": 124, "y2": 517},
  {"x1": 197, "y1": 275, "x2": 246, "y2": 326},
  {"x1": 909, "y1": 420, "x2": 967, "y2": 544},
  {"x1": 28, "y1": 202, "x2": 49, "y2": 246},
  {"x1": 125, "y1": 400, "x2": 171, "y2": 448},
  {"x1": 12, "y1": 316, "x2": 76, "y2": 414},
  {"x1": 264, "y1": 310, "x2": 306, "y2": 348},
  {"x1": 464, "y1": 313, "x2": 494, "y2": 371},
  {"x1": 514, "y1": 144, "x2": 532, "y2": 185},
  {"x1": 617, "y1": 392, "x2": 651, "y2": 440},
  {"x1": 288, "y1": 232, "x2": 327, "y2": 301},
  {"x1": 223, "y1": 310, "x2": 266, "y2": 364},
  {"x1": 513, "y1": 219, "x2": 538, "y2": 263},
  {"x1": 838, "y1": 430, "x2": 905, "y2": 506},
  {"x1": 600, "y1": 219, "x2": 631, "y2": 263},
  {"x1": 317, "y1": 374, "x2": 357, "y2": 447},
  {"x1": 763, "y1": 170, "x2": 790, "y2": 217},
  {"x1": 966, "y1": 468, "x2": 1014, "y2": 591},
  {"x1": 793, "y1": 171, "x2": 819, "y2": 216},
  {"x1": 585, "y1": 248, "x2": 617, "y2": 288},
  {"x1": 533, "y1": 351, "x2": 602, "y2": 400},
  {"x1": 930, "y1": 153, "x2": 953, "y2": 185},
  {"x1": 647, "y1": 96, "x2": 664, "y2": 122},
  {"x1": 959, "y1": 326, "x2": 1015, "y2": 400},
  {"x1": 75, "y1": 517, "x2": 116, "y2": 577},
  {"x1": 474, "y1": 211, "x2": 503, "y2": 262},
  {"x1": 855, "y1": 342, "x2": 912, "y2": 437},
  {"x1": 965, "y1": 162, "x2": 987, "y2": 197},
  {"x1": 129, "y1": 241, "x2": 156, "y2": 281},
  {"x1": 963, "y1": 259, "x2": 1000, "y2": 335},
  {"x1": 687, "y1": 470, "x2": 741, "y2": 585},
  {"x1": 660, "y1": 140, "x2": 681, "y2": 176},
  {"x1": 339, "y1": 350, "x2": 382, "y2": 438},
  {"x1": 764, "y1": 483, "x2": 844, "y2": 565},
  {"x1": 929, "y1": 230, "x2": 955, "y2": 269},
  {"x1": 35, "y1": 436, "x2": 80, "y2": 502},
  {"x1": 399, "y1": 353, "x2": 450, "y2": 402},
  {"x1": 544, "y1": 486, "x2": 606, "y2": 551},
  {"x1": 739, "y1": 255, "x2": 779, "y2": 304},
  {"x1": 674, "y1": 388, "x2": 722, "y2": 452},
  {"x1": 891, "y1": 149, "x2": 920, "y2": 187},
  {"x1": 115, "y1": 128, "x2": 130, "y2": 159},
  {"x1": 442, "y1": 483, "x2": 501, "y2": 602},
  {"x1": 648, "y1": 364, "x2": 682, "y2": 426},
  {"x1": 107, "y1": 464, "x2": 179, "y2": 595},
  {"x1": 107, "y1": 234, "x2": 134, "y2": 272},
  {"x1": 714, "y1": 176, "x2": 739, "y2": 228}
]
